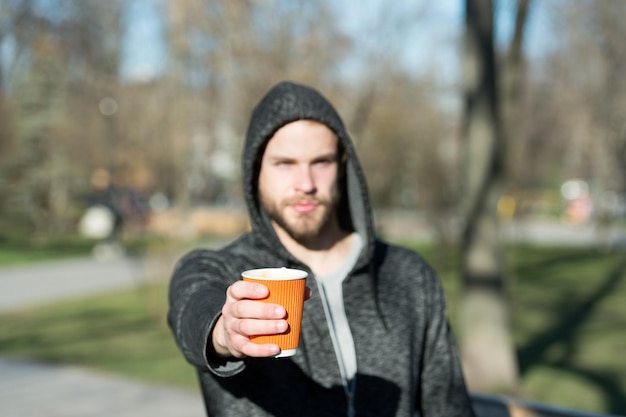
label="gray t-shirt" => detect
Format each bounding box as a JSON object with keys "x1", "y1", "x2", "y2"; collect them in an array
[{"x1": 314, "y1": 233, "x2": 363, "y2": 417}]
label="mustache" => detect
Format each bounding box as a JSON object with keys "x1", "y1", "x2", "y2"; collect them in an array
[{"x1": 283, "y1": 196, "x2": 327, "y2": 205}]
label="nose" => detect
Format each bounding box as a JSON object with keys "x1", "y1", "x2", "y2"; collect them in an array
[{"x1": 295, "y1": 165, "x2": 316, "y2": 194}]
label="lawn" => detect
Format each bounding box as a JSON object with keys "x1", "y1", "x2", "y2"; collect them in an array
[
  {"x1": 0, "y1": 237, "x2": 94, "y2": 266},
  {"x1": 0, "y1": 244, "x2": 624, "y2": 414},
  {"x1": 0, "y1": 235, "x2": 164, "y2": 267}
]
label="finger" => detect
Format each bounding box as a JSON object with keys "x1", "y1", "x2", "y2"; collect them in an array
[
  {"x1": 232, "y1": 299, "x2": 286, "y2": 320},
  {"x1": 227, "y1": 280, "x2": 269, "y2": 301},
  {"x1": 238, "y1": 340, "x2": 281, "y2": 358},
  {"x1": 215, "y1": 315, "x2": 287, "y2": 358},
  {"x1": 235, "y1": 317, "x2": 288, "y2": 338},
  {"x1": 226, "y1": 330, "x2": 282, "y2": 358}
]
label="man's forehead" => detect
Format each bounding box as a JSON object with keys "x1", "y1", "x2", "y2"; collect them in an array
[
  {"x1": 265, "y1": 120, "x2": 337, "y2": 147},
  {"x1": 272, "y1": 119, "x2": 334, "y2": 135}
]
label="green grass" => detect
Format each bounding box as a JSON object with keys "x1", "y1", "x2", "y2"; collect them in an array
[
  {"x1": 0, "y1": 283, "x2": 199, "y2": 389},
  {"x1": 0, "y1": 237, "x2": 94, "y2": 266},
  {"x1": 506, "y1": 246, "x2": 626, "y2": 415},
  {"x1": 0, "y1": 244, "x2": 624, "y2": 414},
  {"x1": 0, "y1": 235, "x2": 177, "y2": 267}
]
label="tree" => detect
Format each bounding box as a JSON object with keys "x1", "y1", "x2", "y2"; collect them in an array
[
  {"x1": 558, "y1": 1, "x2": 626, "y2": 238},
  {"x1": 0, "y1": 1, "x2": 125, "y2": 238},
  {"x1": 458, "y1": 0, "x2": 520, "y2": 394},
  {"x1": 501, "y1": 0, "x2": 531, "y2": 193},
  {"x1": 159, "y1": 0, "x2": 351, "y2": 209}
]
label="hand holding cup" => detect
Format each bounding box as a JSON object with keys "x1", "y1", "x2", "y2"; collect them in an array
[{"x1": 212, "y1": 268, "x2": 308, "y2": 359}]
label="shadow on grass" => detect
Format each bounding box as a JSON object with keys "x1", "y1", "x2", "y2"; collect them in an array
[
  {"x1": 0, "y1": 292, "x2": 170, "y2": 365},
  {"x1": 517, "y1": 257, "x2": 626, "y2": 414},
  {"x1": 512, "y1": 247, "x2": 607, "y2": 284}
]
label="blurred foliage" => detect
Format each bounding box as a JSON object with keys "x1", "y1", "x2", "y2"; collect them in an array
[{"x1": 0, "y1": 0, "x2": 624, "y2": 244}]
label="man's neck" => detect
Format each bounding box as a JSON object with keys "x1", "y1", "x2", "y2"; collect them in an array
[{"x1": 275, "y1": 225, "x2": 354, "y2": 276}]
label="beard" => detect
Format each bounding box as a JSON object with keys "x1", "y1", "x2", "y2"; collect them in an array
[{"x1": 260, "y1": 192, "x2": 340, "y2": 243}]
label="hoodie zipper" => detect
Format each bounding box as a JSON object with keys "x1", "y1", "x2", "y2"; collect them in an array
[{"x1": 317, "y1": 280, "x2": 357, "y2": 417}]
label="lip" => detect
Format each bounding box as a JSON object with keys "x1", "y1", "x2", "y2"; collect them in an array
[{"x1": 291, "y1": 201, "x2": 317, "y2": 214}]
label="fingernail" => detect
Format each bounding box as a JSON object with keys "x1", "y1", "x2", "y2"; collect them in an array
[
  {"x1": 276, "y1": 321, "x2": 287, "y2": 332},
  {"x1": 275, "y1": 306, "x2": 285, "y2": 317},
  {"x1": 269, "y1": 345, "x2": 280, "y2": 355}
]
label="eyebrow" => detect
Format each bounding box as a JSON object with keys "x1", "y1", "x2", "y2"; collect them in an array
[
  {"x1": 265, "y1": 152, "x2": 338, "y2": 162},
  {"x1": 265, "y1": 155, "x2": 295, "y2": 163},
  {"x1": 312, "y1": 153, "x2": 339, "y2": 162}
]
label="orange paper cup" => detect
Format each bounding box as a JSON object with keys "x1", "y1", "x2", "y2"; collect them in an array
[{"x1": 242, "y1": 267, "x2": 308, "y2": 358}]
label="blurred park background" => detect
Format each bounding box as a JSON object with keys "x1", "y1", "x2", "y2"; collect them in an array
[{"x1": 0, "y1": 0, "x2": 625, "y2": 415}]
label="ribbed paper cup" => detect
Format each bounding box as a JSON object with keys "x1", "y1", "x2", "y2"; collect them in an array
[{"x1": 241, "y1": 267, "x2": 308, "y2": 358}]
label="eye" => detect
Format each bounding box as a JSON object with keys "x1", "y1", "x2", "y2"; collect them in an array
[
  {"x1": 314, "y1": 157, "x2": 336, "y2": 166},
  {"x1": 274, "y1": 159, "x2": 293, "y2": 167}
]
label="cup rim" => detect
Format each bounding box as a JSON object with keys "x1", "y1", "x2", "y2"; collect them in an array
[{"x1": 241, "y1": 267, "x2": 308, "y2": 281}]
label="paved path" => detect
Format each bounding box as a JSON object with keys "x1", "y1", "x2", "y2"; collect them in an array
[
  {"x1": 0, "y1": 255, "x2": 146, "y2": 313},
  {"x1": 501, "y1": 220, "x2": 626, "y2": 248},
  {"x1": 0, "y1": 239, "x2": 230, "y2": 312},
  {"x1": 0, "y1": 247, "x2": 211, "y2": 417},
  {"x1": 0, "y1": 358, "x2": 205, "y2": 417}
]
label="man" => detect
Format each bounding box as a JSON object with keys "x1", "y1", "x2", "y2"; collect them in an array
[{"x1": 168, "y1": 81, "x2": 476, "y2": 417}]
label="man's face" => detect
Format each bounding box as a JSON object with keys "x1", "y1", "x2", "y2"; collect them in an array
[{"x1": 258, "y1": 120, "x2": 342, "y2": 243}]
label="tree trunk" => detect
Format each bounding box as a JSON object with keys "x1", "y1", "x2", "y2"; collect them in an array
[
  {"x1": 503, "y1": 0, "x2": 530, "y2": 191},
  {"x1": 459, "y1": 0, "x2": 520, "y2": 395}
]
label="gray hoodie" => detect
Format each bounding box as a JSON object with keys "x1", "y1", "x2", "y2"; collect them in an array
[{"x1": 168, "y1": 81, "x2": 475, "y2": 417}]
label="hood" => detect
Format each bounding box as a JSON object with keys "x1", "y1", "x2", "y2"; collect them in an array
[{"x1": 242, "y1": 81, "x2": 375, "y2": 267}]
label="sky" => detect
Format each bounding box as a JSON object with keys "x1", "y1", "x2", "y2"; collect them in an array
[
  {"x1": 120, "y1": 0, "x2": 167, "y2": 82},
  {"x1": 0, "y1": 0, "x2": 556, "y2": 86},
  {"x1": 119, "y1": 0, "x2": 460, "y2": 81},
  {"x1": 119, "y1": 0, "x2": 557, "y2": 83}
]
